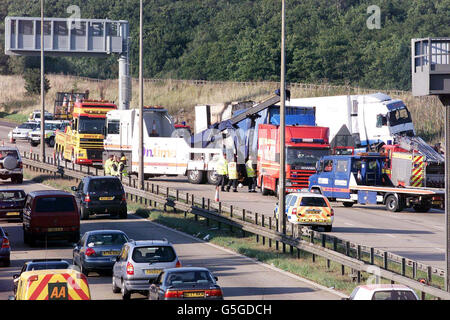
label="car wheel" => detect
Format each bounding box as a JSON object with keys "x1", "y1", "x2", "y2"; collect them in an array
[
  {"x1": 81, "y1": 263, "x2": 90, "y2": 277},
  {"x1": 119, "y1": 208, "x2": 127, "y2": 219},
  {"x1": 80, "y1": 207, "x2": 89, "y2": 220},
  {"x1": 112, "y1": 276, "x2": 121, "y2": 293},
  {"x1": 342, "y1": 202, "x2": 353, "y2": 208},
  {"x1": 121, "y1": 280, "x2": 131, "y2": 300}
]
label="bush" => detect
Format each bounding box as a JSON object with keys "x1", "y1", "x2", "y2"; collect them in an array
[{"x1": 23, "y1": 68, "x2": 51, "y2": 95}]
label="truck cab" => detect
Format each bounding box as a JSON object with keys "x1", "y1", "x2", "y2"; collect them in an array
[{"x1": 309, "y1": 153, "x2": 390, "y2": 200}]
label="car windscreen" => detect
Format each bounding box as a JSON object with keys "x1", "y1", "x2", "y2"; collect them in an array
[
  {"x1": 0, "y1": 190, "x2": 26, "y2": 201},
  {"x1": 86, "y1": 233, "x2": 128, "y2": 247},
  {"x1": 286, "y1": 147, "x2": 329, "y2": 170},
  {"x1": 78, "y1": 117, "x2": 106, "y2": 134},
  {"x1": 28, "y1": 262, "x2": 70, "y2": 271},
  {"x1": 88, "y1": 179, "x2": 123, "y2": 193},
  {"x1": 165, "y1": 271, "x2": 214, "y2": 286},
  {"x1": 372, "y1": 290, "x2": 417, "y2": 300},
  {"x1": 35, "y1": 196, "x2": 75, "y2": 212},
  {"x1": 0, "y1": 150, "x2": 19, "y2": 160},
  {"x1": 300, "y1": 197, "x2": 328, "y2": 207},
  {"x1": 18, "y1": 123, "x2": 34, "y2": 129},
  {"x1": 132, "y1": 246, "x2": 176, "y2": 263}
]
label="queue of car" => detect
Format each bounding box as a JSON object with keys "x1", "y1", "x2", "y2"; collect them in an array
[{"x1": 0, "y1": 174, "x2": 223, "y2": 300}]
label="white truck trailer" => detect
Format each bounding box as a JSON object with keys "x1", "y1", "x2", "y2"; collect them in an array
[
  {"x1": 289, "y1": 93, "x2": 416, "y2": 151},
  {"x1": 103, "y1": 107, "x2": 221, "y2": 184}
]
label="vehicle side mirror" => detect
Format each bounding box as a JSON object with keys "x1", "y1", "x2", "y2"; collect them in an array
[
  {"x1": 71, "y1": 186, "x2": 77, "y2": 192},
  {"x1": 13, "y1": 274, "x2": 19, "y2": 280},
  {"x1": 116, "y1": 256, "x2": 120, "y2": 262},
  {"x1": 214, "y1": 276, "x2": 218, "y2": 282}
]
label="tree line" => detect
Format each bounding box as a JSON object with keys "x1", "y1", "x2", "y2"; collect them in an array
[{"x1": 0, "y1": 0, "x2": 449, "y2": 91}]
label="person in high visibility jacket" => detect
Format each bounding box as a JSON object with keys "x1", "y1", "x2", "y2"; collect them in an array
[
  {"x1": 111, "y1": 155, "x2": 120, "y2": 176},
  {"x1": 246, "y1": 155, "x2": 257, "y2": 192},
  {"x1": 215, "y1": 152, "x2": 228, "y2": 192},
  {"x1": 104, "y1": 154, "x2": 114, "y2": 175},
  {"x1": 118, "y1": 155, "x2": 128, "y2": 177},
  {"x1": 226, "y1": 155, "x2": 238, "y2": 192}
]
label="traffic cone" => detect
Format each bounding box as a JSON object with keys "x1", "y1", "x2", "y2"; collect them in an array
[{"x1": 215, "y1": 189, "x2": 220, "y2": 202}]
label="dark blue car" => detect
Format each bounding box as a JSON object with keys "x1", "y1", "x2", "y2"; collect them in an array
[
  {"x1": 0, "y1": 227, "x2": 10, "y2": 267},
  {"x1": 0, "y1": 189, "x2": 26, "y2": 221}
]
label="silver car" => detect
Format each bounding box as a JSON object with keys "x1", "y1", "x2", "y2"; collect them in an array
[
  {"x1": 112, "y1": 240, "x2": 181, "y2": 300},
  {"x1": 8, "y1": 122, "x2": 38, "y2": 141}
]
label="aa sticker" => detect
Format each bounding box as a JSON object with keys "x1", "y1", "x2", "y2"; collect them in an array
[{"x1": 48, "y1": 282, "x2": 68, "y2": 300}]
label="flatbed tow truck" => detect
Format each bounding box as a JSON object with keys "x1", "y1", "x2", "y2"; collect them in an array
[{"x1": 308, "y1": 153, "x2": 444, "y2": 212}]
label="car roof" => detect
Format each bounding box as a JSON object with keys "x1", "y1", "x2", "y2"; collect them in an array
[
  {"x1": 288, "y1": 192, "x2": 326, "y2": 198},
  {"x1": 358, "y1": 284, "x2": 414, "y2": 291},
  {"x1": 19, "y1": 269, "x2": 81, "y2": 279},
  {"x1": 129, "y1": 240, "x2": 171, "y2": 247},
  {"x1": 0, "y1": 147, "x2": 19, "y2": 151},
  {"x1": 164, "y1": 267, "x2": 210, "y2": 273},
  {"x1": 84, "y1": 230, "x2": 127, "y2": 235},
  {"x1": 0, "y1": 189, "x2": 25, "y2": 193},
  {"x1": 28, "y1": 190, "x2": 74, "y2": 197},
  {"x1": 85, "y1": 175, "x2": 120, "y2": 180}
]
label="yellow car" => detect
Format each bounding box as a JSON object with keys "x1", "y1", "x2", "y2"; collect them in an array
[
  {"x1": 13, "y1": 269, "x2": 91, "y2": 300},
  {"x1": 275, "y1": 192, "x2": 334, "y2": 232}
]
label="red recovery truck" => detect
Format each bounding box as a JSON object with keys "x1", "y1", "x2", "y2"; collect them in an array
[{"x1": 257, "y1": 123, "x2": 330, "y2": 196}]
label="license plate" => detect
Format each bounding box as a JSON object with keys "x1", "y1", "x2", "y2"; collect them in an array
[
  {"x1": 145, "y1": 269, "x2": 162, "y2": 275},
  {"x1": 306, "y1": 210, "x2": 321, "y2": 214},
  {"x1": 48, "y1": 227, "x2": 63, "y2": 232},
  {"x1": 99, "y1": 197, "x2": 114, "y2": 201},
  {"x1": 6, "y1": 212, "x2": 20, "y2": 216},
  {"x1": 184, "y1": 291, "x2": 205, "y2": 298},
  {"x1": 102, "y1": 251, "x2": 120, "y2": 256}
]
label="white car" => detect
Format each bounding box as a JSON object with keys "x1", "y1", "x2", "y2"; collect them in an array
[
  {"x1": 347, "y1": 284, "x2": 419, "y2": 300},
  {"x1": 8, "y1": 122, "x2": 39, "y2": 141},
  {"x1": 28, "y1": 110, "x2": 53, "y2": 122},
  {"x1": 28, "y1": 120, "x2": 68, "y2": 147}
]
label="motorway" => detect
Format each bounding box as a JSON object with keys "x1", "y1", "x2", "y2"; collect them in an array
[
  {"x1": 0, "y1": 178, "x2": 342, "y2": 300},
  {"x1": 0, "y1": 121, "x2": 446, "y2": 271}
]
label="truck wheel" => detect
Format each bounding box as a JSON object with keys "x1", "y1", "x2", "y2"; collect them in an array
[
  {"x1": 206, "y1": 171, "x2": 219, "y2": 185},
  {"x1": 385, "y1": 195, "x2": 403, "y2": 212},
  {"x1": 413, "y1": 202, "x2": 432, "y2": 213},
  {"x1": 187, "y1": 170, "x2": 205, "y2": 184},
  {"x1": 261, "y1": 178, "x2": 270, "y2": 196},
  {"x1": 342, "y1": 202, "x2": 354, "y2": 208},
  {"x1": 47, "y1": 137, "x2": 55, "y2": 148}
]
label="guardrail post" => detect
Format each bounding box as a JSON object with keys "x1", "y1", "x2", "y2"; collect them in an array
[
  {"x1": 242, "y1": 209, "x2": 246, "y2": 222},
  {"x1": 370, "y1": 248, "x2": 374, "y2": 265},
  {"x1": 176, "y1": 190, "x2": 179, "y2": 202},
  {"x1": 321, "y1": 234, "x2": 326, "y2": 247},
  {"x1": 341, "y1": 265, "x2": 345, "y2": 276},
  {"x1": 427, "y1": 266, "x2": 432, "y2": 284},
  {"x1": 218, "y1": 202, "x2": 221, "y2": 214},
  {"x1": 333, "y1": 237, "x2": 338, "y2": 252},
  {"x1": 412, "y1": 262, "x2": 417, "y2": 279},
  {"x1": 269, "y1": 217, "x2": 272, "y2": 230},
  {"x1": 401, "y1": 258, "x2": 406, "y2": 276},
  {"x1": 310, "y1": 231, "x2": 314, "y2": 244},
  {"x1": 384, "y1": 251, "x2": 388, "y2": 270},
  {"x1": 202, "y1": 197, "x2": 205, "y2": 209},
  {"x1": 346, "y1": 241, "x2": 350, "y2": 257},
  {"x1": 191, "y1": 194, "x2": 194, "y2": 206},
  {"x1": 357, "y1": 245, "x2": 361, "y2": 261},
  {"x1": 166, "y1": 187, "x2": 169, "y2": 197},
  {"x1": 230, "y1": 205, "x2": 233, "y2": 218},
  {"x1": 207, "y1": 198, "x2": 210, "y2": 211},
  {"x1": 357, "y1": 271, "x2": 361, "y2": 283}
]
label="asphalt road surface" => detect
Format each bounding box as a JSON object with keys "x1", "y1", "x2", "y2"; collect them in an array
[
  {"x1": 0, "y1": 178, "x2": 343, "y2": 300},
  {"x1": 0, "y1": 120, "x2": 446, "y2": 270}
]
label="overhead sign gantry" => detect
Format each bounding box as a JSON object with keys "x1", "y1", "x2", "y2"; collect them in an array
[{"x1": 4, "y1": 16, "x2": 130, "y2": 110}]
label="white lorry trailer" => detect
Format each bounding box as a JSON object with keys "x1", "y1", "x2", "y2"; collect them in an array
[
  {"x1": 288, "y1": 93, "x2": 415, "y2": 151},
  {"x1": 103, "y1": 107, "x2": 221, "y2": 184}
]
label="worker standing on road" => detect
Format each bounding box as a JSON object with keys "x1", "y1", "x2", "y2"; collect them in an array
[
  {"x1": 226, "y1": 155, "x2": 238, "y2": 192},
  {"x1": 246, "y1": 155, "x2": 257, "y2": 193},
  {"x1": 215, "y1": 152, "x2": 228, "y2": 192},
  {"x1": 104, "y1": 154, "x2": 114, "y2": 176},
  {"x1": 111, "y1": 155, "x2": 120, "y2": 176},
  {"x1": 119, "y1": 154, "x2": 128, "y2": 177}
]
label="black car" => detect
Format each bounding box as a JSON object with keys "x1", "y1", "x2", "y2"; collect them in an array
[
  {"x1": 71, "y1": 176, "x2": 127, "y2": 220},
  {"x1": 12, "y1": 259, "x2": 71, "y2": 294},
  {"x1": 148, "y1": 267, "x2": 223, "y2": 300},
  {"x1": 0, "y1": 189, "x2": 26, "y2": 221}
]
